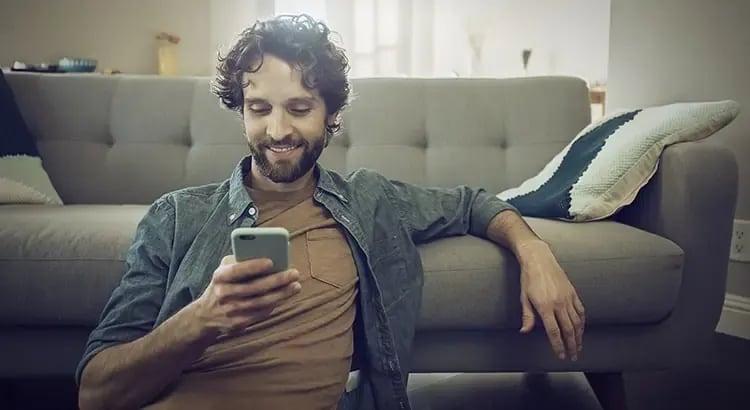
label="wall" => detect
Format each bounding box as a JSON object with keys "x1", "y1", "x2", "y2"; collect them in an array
[
  {"x1": 432, "y1": 0, "x2": 610, "y2": 83},
  {"x1": 0, "y1": 0, "x2": 264, "y2": 76},
  {"x1": 608, "y1": 0, "x2": 750, "y2": 298},
  {"x1": 209, "y1": 0, "x2": 263, "y2": 74}
]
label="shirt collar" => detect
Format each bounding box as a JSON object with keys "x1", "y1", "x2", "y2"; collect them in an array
[{"x1": 227, "y1": 155, "x2": 347, "y2": 225}]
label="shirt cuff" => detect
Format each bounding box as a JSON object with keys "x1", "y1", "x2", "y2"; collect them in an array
[{"x1": 469, "y1": 192, "x2": 520, "y2": 237}]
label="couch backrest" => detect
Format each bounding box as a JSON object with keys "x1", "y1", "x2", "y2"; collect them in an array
[{"x1": 5, "y1": 72, "x2": 591, "y2": 204}]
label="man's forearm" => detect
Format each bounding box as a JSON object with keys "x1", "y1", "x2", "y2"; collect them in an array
[
  {"x1": 78, "y1": 302, "x2": 217, "y2": 410},
  {"x1": 486, "y1": 209, "x2": 548, "y2": 263}
]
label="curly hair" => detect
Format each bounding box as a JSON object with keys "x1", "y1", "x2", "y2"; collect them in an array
[{"x1": 213, "y1": 14, "x2": 351, "y2": 135}]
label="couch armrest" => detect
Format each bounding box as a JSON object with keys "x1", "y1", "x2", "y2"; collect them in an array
[{"x1": 615, "y1": 141, "x2": 738, "y2": 356}]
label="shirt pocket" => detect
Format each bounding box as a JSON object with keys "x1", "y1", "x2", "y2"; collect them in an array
[{"x1": 306, "y1": 227, "x2": 356, "y2": 288}]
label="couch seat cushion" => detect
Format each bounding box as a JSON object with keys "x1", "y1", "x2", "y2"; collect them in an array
[
  {"x1": 0, "y1": 204, "x2": 148, "y2": 326},
  {"x1": 417, "y1": 217, "x2": 684, "y2": 331},
  {"x1": 1, "y1": 206, "x2": 683, "y2": 330}
]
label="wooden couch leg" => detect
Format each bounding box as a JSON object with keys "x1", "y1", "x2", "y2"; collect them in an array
[{"x1": 585, "y1": 372, "x2": 628, "y2": 410}]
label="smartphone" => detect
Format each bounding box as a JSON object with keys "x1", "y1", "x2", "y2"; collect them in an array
[{"x1": 230, "y1": 227, "x2": 290, "y2": 273}]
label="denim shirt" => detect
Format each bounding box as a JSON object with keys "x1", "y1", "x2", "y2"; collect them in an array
[{"x1": 76, "y1": 156, "x2": 516, "y2": 410}]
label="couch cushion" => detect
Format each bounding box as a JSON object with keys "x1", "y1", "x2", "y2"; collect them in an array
[
  {"x1": 6, "y1": 73, "x2": 590, "y2": 205},
  {"x1": 417, "y1": 217, "x2": 684, "y2": 331},
  {"x1": 0, "y1": 206, "x2": 683, "y2": 329},
  {"x1": 0, "y1": 204, "x2": 148, "y2": 326}
]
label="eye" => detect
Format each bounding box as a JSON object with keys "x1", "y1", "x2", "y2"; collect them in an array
[
  {"x1": 288, "y1": 105, "x2": 312, "y2": 116},
  {"x1": 246, "y1": 104, "x2": 271, "y2": 115}
]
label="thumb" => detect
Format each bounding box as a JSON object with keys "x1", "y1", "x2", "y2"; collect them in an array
[
  {"x1": 520, "y1": 295, "x2": 535, "y2": 333},
  {"x1": 220, "y1": 255, "x2": 236, "y2": 265}
]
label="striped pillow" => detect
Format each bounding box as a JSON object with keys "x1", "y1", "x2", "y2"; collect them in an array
[
  {"x1": 497, "y1": 100, "x2": 739, "y2": 222},
  {"x1": 0, "y1": 71, "x2": 62, "y2": 205}
]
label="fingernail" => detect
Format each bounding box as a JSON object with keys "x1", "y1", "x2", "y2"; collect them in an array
[
  {"x1": 292, "y1": 282, "x2": 301, "y2": 291},
  {"x1": 572, "y1": 355, "x2": 578, "y2": 361},
  {"x1": 559, "y1": 353, "x2": 565, "y2": 360}
]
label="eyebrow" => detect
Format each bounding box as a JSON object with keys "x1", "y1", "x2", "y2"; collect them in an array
[{"x1": 243, "y1": 96, "x2": 317, "y2": 105}]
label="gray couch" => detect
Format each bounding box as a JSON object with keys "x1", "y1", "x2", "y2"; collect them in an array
[{"x1": 0, "y1": 72, "x2": 738, "y2": 408}]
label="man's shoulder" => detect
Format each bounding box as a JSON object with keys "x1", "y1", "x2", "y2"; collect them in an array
[
  {"x1": 320, "y1": 166, "x2": 394, "y2": 199},
  {"x1": 140, "y1": 181, "x2": 229, "y2": 226},
  {"x1": 156, "y1": 180, "x2": 230, "y2": 207},
  {"x1": 330, "y1": 167, "x2": 390, "y2": 188}
]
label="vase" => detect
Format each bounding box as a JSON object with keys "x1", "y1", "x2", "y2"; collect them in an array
[{"x1": 157, "y1": 42, "x2": 180, "y2": 76}]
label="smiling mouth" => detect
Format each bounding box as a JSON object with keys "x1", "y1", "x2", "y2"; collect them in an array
[{"x1": 267, "y1": 144, "x2": 302, "y2": 153}]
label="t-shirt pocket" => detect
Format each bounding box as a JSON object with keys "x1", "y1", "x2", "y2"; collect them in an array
[{"x1": 305, "y1": 227, "x2": 356, "y2": 288}]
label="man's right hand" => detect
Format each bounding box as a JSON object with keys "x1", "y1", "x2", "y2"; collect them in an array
[{"x1": 191, "y1": 256, "x2": 301, "y2": 337}]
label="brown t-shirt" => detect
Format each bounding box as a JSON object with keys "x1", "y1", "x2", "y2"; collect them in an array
[{"x1": 144, "y1": 176, "x2": 358, "y2": 410}]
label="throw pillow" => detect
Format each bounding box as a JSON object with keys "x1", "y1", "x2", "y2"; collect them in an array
[
  {"x1": 0, "y1": 71, "x2": 63, "y2": 205},
  {"x1": 497, "y1": 100, "x2": 739, "y2": 222}
]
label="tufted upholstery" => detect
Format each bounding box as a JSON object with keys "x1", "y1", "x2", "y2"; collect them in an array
[
  {"x1": 6, "y1": 73, "x2": 590, "y2": 204},
  {"x1": 0, "y1": 71, "x2": 739, "y2": 380}
]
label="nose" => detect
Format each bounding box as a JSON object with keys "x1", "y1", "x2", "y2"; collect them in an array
[{"x1": 266, "y1": 110, "x2": 293, "y2": 141}]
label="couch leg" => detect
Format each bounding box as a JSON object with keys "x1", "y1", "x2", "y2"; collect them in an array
[{"x1": 585, "y1": 371, "x2": 628, "y2": 410}]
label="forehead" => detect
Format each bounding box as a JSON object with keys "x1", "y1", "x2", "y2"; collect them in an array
[{"x1": 241, "y1": 54, "x2": 319, "y2": 100}]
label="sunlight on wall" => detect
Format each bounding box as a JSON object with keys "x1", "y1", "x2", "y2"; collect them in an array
[
  {"x1": 265, "y1": 0, "x2": 610, "y2": 93},
  {"x1": 274, "y1": 0, "x2": 327, "y2": 19}
]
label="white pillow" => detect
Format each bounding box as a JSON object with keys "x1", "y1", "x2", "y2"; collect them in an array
[
  {"x1": 497, "y1": 100, "x2": 739, "y2": 222},
  {"x1": 0, "y1": 154, "x2": 63, "y2": 205}
]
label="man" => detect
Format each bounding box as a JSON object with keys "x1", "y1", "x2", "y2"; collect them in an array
[{"x1": 77, "y1": 14, "x2": 585, "y2": 410}]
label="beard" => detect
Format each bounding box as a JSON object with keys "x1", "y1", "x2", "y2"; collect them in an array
[{"x1": 247, "y1": 133, "x2": 327, "y2": 183}]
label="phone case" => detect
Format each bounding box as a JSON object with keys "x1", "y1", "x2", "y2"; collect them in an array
[{"x1": 230, "y1": 227, "x2": 290, "y2": 272}]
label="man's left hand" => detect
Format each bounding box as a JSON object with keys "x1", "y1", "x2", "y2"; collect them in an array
[{"x1": 516, "y1": 240, "x2": 585, "y2": 361}]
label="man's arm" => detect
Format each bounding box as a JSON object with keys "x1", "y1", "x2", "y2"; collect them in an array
[
  {"x1": 78, "y1": 304, "x2": 218, "y2": 410},
  {"x1": 380, "y1": 175, "x2": 585, "y2": 361},
  {"x1": 78, "y1": 196, "x2": 302, "y2": 409},
  {"x1": 485, "y1": 210, "x2": 586, "y2": 361},
  {"x1": 381, "y1": 177, "x2": 516, "y2": 244},
  {"x1": 76, "y1": 197, "x2": 187, "y2": 410}
]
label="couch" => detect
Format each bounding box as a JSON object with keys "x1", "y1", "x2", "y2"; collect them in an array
[{"x1": 0, "y1": 72, "x2": 738, "y2": 409}]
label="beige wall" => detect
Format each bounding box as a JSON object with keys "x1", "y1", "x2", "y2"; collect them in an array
[
  {"x1": 431, "y1": 0, "x2": 610, "y2": 81},
  {"x1": 608, "y1": 0, "x2": 750, "y2": 297},
  {"x1": 0, "y1": 0, "x2": 262, "y2": 76}
]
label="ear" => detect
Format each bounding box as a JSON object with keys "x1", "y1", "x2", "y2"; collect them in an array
[
  {"x1": 324, "y1": 113, "x2": 341, "y2": 147},
  {"x1": 327, "y1": 113, "x2": 340, "y2": 129}
]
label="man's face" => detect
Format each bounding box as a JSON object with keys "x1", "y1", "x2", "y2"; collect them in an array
[{"x1": 242, "y1": 54, "x2": 331, "y2": 184}]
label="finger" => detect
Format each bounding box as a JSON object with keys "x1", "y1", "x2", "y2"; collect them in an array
[
  {"x1": 573, "y1": 295, "x2": 586, "y2": 322},
  {"x1": 540, "y1": 310, "x2": 566, "y2": 360},
  {"x1": 228, "y1": 282, "x2": 302, "y2": 313},
  {"x1": 567, "y1": 304, "x2": 584, "y2": 353},
  {"x1": 520, "y1": 295, "x2": 536, "y2": 333},
  {"x1": 220, "y1": 255, "x2": 236, "y2": 265},
  {"x1": 214, "y1": 258, "x2": 274, "y2": 283},
  {"x1": 217, "y1": 269, "x2": 300, "y2": 301},
  {"x1": 555, "y1": 306, "x2": 578, "y2": 361}
]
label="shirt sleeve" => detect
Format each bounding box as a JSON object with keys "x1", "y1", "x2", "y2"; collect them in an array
[
  {"x1": 381, "y1": 176, "x2": 520, "y2": 244},
  {"x1": 75, "y1": 196, "x2": 175, "y2": 386}
]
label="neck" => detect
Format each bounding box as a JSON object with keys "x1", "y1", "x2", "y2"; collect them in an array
[{"x1": 247, "y1": 164, "x2": 316, "y2": 192}]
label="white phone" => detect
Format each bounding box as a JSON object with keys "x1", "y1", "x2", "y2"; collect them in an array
[{"x1": 230, "y1": 227, "x2": 290, "y2": 273}]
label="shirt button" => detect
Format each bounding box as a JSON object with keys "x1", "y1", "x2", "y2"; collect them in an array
[
  {"x1": 229, "y1": 213, "x2": 236, "y2": 220},
  {"x1": 248, "y1": 207, "x2": 257, "y2": 216}
]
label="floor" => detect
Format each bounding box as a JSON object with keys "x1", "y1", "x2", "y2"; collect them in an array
[{"x1": 2, "y1": 333, "x2": 748, "y2": 410}]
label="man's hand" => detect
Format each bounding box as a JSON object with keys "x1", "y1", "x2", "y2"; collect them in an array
[
  {"x1": 191, "y1": 256, "x2": 302, "y2": 337},
  {"x1": 516, "y1": 240, "x2": 585, "y2": 361}
]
